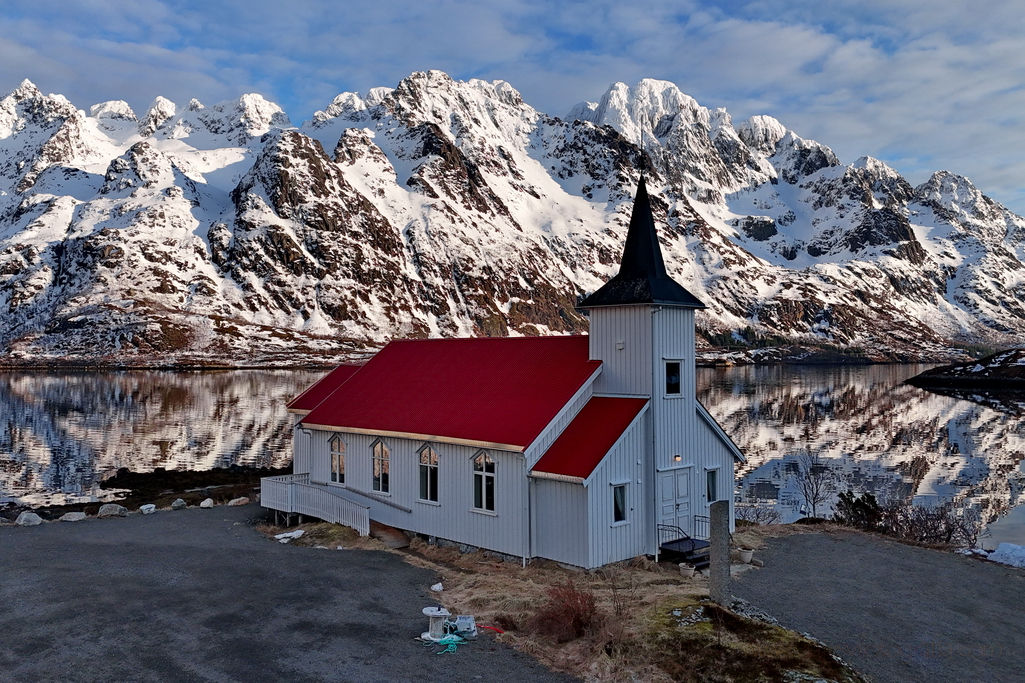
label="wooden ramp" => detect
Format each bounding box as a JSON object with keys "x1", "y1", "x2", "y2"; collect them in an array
[{"x1": 370, "y1": 520, "x2": 411, "y2": 549}]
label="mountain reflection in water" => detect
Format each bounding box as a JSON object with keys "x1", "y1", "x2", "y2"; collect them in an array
[
  {"x1": 3, "y1": 366, "x2": 1024, "y2": 545},
  {"x1": 0, "y1": 370, "x2": 322, "y2": 507},
  {"x1": 697, "y1": 364, "x2": 1025, "y2": 544}
]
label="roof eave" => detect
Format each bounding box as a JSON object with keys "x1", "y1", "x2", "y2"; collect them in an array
[
  {"x1": 298, "y1": 422, "x2": 526, "y2": 453},
  {"x1": 528, "y1": 471, "x2": 585, "y2": 485}
]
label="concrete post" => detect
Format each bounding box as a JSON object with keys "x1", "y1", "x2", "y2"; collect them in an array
[{"x1": 708, "y1": 500, "x2": 730, "y2": 606}]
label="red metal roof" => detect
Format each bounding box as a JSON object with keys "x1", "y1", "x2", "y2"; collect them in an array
[
  {"x1": 301, "y1": 336, "x2": 601, "y2": 449},
  {"x1": 286, "y1": 364, "x2": 362, "y2": 412},
  {"x1": 531, "y1": 397, "x2": 648, "y2": 479}
]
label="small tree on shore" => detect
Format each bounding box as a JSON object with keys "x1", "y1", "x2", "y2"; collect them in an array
[{"x1": 793, "y1": 451, "x2": 834, "y2": 518}]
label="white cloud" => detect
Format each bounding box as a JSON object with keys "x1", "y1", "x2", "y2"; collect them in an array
[{"x1": 0, "y1": 0, "x2": 1022, "y2": 213}]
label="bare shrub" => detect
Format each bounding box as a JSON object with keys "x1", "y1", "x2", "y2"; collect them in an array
[
  {"x1": 833, "y1": 490, "x2": 882, "y2": 531},
  {"x1": 735, "y1": 504, "x2": 783, "y2": 525},
  {"x1": 833, "y1": 490, "x2": 984, "y2": 549},
  {"x1": 880, "y1": 500, "x2": 983, "y2": 548},
  {"x1": 792, "y1": 451, "x2": 834, "y2": 518},
  {"x1": 530, "y1": 582, "x2": 603, "y2": 643}
]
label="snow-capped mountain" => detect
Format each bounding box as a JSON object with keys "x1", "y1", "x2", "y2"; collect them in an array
[{"x1": 1, "y1": 71, "x2": 1023, "y2": 365}]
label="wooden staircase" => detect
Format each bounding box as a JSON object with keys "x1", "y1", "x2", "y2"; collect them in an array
[{"x1": 657, "y1": 519, "x2": 711, "y2": 569}]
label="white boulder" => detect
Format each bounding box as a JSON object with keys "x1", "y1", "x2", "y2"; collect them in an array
[
  {"x1": 227, "y1": 497, "x2": 250, "y2": 506},
  {"x1": 139, "y1": 504, "x2": 157, "y2": 515},
  {"x1": 97, "y1": 504, "x2": 128, "y2": 518},
  {"x1": 171, "y1": 498, "x2": 187, "y2": 510},
  {"x1": 59, "y1": 512, "x2": 87, "y2": 522},
  {"x1": 199, "y1": 498, "x2": 214, "y2": 509},
  {"x1": 15, "y1": 512, "x2": 43, "y2": 526}
]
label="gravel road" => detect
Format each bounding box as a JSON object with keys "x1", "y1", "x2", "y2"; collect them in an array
[
  {"x1": 0, "y1": 505, "x2": 579, "y2": 683},
  {"x1": 731, "y1": 529, "x2": 1025, "y2": 683}
]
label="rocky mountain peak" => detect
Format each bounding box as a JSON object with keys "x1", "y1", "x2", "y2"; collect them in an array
[
  {"x1": 100, "y1": 141, "x2": 179, "y2": 195},
  {"x1": 11, "y1": 79, "x2": 42, "y2": 102},
  {"x1": 913, "y1": 170, "x2": 1009, "y2": 234},
  {"x1": 313, "y1": 87, "x2": 397, "y2": 124},
  {"x1": 149, "y1": 94, "x2": 290, "y2": 146},
  {"x1": 737, "y1": 115, "x2": 788, "y2": 156},
  {"x1": 771, "y1": 131, "x2": 841, "y2": 184},
  {"x1": 90, "y1": 100, "x2": 137, "y2": 121},
  {"x1": 578, "y1": 79, "x2": 704, "y2": 147},
  {"x1": 140, "y1": 97, "x2": 177, "y2": 135}
]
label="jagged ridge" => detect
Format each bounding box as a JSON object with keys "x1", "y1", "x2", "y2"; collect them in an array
[{"x1": 1, "y1": 71, "x2": 1024, "y2": 365}]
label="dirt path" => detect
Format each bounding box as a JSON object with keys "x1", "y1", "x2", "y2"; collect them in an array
[
  {"x1": 0, "y1": 505, "x2": 579, "y2": 683},
  {"x1": 731, "y1": 529, "x2": 1025, "y2": 683}
]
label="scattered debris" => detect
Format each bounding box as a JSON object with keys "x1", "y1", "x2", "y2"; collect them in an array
[
  {"x1": 274, "y1": 529, "x2": 305, "y2": 543},
  {"x1": 430, "y1": 582, "x2": 444, "y2": 592}
]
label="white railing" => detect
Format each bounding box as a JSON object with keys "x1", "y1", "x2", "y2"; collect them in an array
[{"x1": 261, "y1": 474, "x2": 370, "y2": 537}]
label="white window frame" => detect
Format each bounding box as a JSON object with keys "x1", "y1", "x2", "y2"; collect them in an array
[
  {"x1": 329, "y1": 435, "x2": 345, "y2": 484},
  {"x1": 706, "y1": 468, "x2": 719, "y2": 503},
  {"x1": 372, "y1": 439, "x2": 390, "y2": 493},
  {"x1": 665, "y1": 360, "x2": 682, "y2": 396},
  {"x1": 472, "y1": 450, "x2": 496, "y2": 513},
  {"x1": 418, "y1": 444, "x2": 439, "y2": 503},
  {"x1": 611, "y1": 482, "x2": 628, "y2": 526}
]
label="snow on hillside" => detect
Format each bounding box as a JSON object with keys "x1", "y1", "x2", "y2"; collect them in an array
[{"x1": 1, "y1": 71, "x2": 1024, "y2": 366}]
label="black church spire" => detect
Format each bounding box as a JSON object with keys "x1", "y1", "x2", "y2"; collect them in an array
[{"x1": 578, "y1": 177, "x2": 704, "y2": 309}]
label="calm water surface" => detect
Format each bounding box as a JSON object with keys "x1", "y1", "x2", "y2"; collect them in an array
[
  {"x1": 2, "y1": 365, "x2": 1023, "y2": 546},
  {"x1": 699, "y1": 364, "x2": 1025, "y2": 548},
  {"x1": 0, "y1": 369, "x2": 323, "y2": 507}
]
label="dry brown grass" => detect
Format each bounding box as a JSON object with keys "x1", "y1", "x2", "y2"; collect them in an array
[
  {"x1": 258, "y1": 523, "x2": 865, "y2": 683},
  {"x1": 255, "y1": 521, "x2": 389, "y2": 551}
]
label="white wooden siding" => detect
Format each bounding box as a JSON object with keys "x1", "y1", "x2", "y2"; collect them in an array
[
  {"x1": 692, "y1": 406, "x2": 739, "y2": 531},
  {"x1": 291, "y1": 415, "x2": 313, "y2": 475},
  {"x1": 651, "y1": 307, "x2": 698, "y2": 472},
  {"x1": 587, "y1": 307, "x2": 653, "y2": 396},
  {"x1": 530, "y1": 480, "x2": 589, "y2": 567},
  {"x1": 585, "y1": 411, "x2": 651, "y2": 568},
  {"x1": 307, "y1": 429, "x2": 529, "y2": 557}
]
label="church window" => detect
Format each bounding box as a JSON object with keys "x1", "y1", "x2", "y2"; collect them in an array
[
  {"x1": 372, "y1": 440, "x2": 390, "y2": 493},
  {"x1": 329, "y1": 436, "x2": 345, "y2": 484},
  {"x1": 473, "y1": 452, "x2": 495, "y2": 512},
  {"x1": 419, "y1": 445, "x2": 439, "y2": 502}
]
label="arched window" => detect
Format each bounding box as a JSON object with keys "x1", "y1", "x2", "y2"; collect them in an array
[
  {"x1": 372, "y1": 440, "x2": 390, "y2": 493},
  {"x1": 419, "y1": 445, "x2": 439, "y2": 502},
  {"x1": 329, "y1": 436, "x2": 345, "y2": 484},
  {"x1": 473, "y1": 452, "x2": 495, "y2": 512}
]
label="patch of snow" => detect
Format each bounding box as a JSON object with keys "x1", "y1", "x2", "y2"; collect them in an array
[{"x1": 988, "y1": 543, "x2": 1025, "y2": 568}]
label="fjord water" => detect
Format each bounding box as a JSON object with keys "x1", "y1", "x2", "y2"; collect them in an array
[
  {"x1": 2, "y1": 366, "x2": 1022, "y2": 546},
  {"x1": 700, "y1": 364, "x2": 1025, "y2": 548},
  {"x1": 0, "y1": 369, "x2": 323, "y2": 508}
]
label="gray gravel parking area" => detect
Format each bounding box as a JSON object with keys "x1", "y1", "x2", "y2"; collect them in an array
[
  {"x1": 0, "y1": 505, "x2": 579, "y2": 683},
  {"x1": 732, "y1": 529, "x2": 1025, "y2": 683}
]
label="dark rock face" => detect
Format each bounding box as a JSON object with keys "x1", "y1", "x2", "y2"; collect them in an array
[{"x1": 738, "y1": 217, "x2": 778, "y2": 242}]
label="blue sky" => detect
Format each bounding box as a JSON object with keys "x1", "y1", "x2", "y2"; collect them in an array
[{"x1": 2, "y1": 0, "x2": 1023, "y2": 214}]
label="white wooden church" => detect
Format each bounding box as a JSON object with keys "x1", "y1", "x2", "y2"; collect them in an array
[{"x1": 263, "y1": 180, "x2": 744, "y2": 569}]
